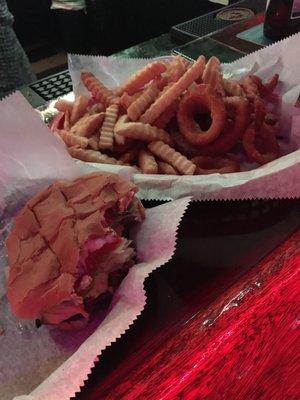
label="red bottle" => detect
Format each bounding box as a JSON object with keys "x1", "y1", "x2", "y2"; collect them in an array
[{"x1": 264, "y1": 0, "x2": 300, "y2": 40}]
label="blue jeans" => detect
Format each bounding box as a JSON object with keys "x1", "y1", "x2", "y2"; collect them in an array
[{"x1": 0, "y1": 0, "x2": 35, "y2": 97}]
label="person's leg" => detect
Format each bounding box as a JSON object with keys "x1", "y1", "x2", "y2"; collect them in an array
[{"x1": 0, "y1": 0, "x2": 35, "y2": 97}]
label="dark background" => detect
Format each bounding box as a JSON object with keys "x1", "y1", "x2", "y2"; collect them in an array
[{"x1": 6, "y1": 0, "x2": 237, "y2": 59}]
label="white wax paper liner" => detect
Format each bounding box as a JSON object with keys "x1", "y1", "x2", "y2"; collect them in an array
[
  {"x1": 67, "y1": 33, "x2": 300, "y2": 201},
  {"x1": 0, "y1": 92, "x2": 191, "y2": 400}
]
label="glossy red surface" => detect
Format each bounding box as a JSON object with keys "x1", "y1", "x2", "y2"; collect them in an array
[{"x1": 76, "y1": 200, "x2": 300, "y2": 400}]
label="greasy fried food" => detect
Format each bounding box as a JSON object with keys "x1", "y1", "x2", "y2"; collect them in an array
[
  {"x1": 54, "y1": 55, "x2": 282, "y2": 174},
  {"x1": 70, "y1": 95, "x2": 89, "y2": 125},
  {"x1": 115, "y1": 119, "x2": 172, "y2": 145},
  {"x1": 153, "y1": 99, "x2": 179, "y2": 129},
  {"x1": 242, "y1": 123, "x2": 280, "y2": 165},
  {"x1": 157, "y1": 161, "x2": 178, "y2": 175},
  {"x1": 81, "y1": 71, "x2": 116, "y2": 105},
  {"x1": 192, "y1": 155, "x2": 240, "y2": 174},
  {"x1": 88, "y1": 136, "x2": 99, "y2": 150},
  {"x1": 148, "y1": 141, "x2": 196, "y2": 175},
  {"x1": 127, "y1": 82, "x2": 160, "y2": 121},
  {"x1": 202, "y1": 56, "x2": 225, "y2": 96},
  {"x1": 117, "y1": 61, "x2": 167, "y2": 95},
  {"x1": 68, "y1": 147, "x2": 121, "y2": 165},
  {"x1": 54, "y1": 99, "x2": 74, "y2": 113},
  {"x1": 58, "y1": 130, "x2": 89, "y2": 148},
  {"x1": 70, "y1": 113, "x2": 105, "y2": 137},
  {"x1": 140, "y1": 55, "x2": 206, "y2": 124},
  {"x1": 138, "y1": 149, "x2": 158, "y2": 174},
  {"x1": 177, "y1": 84, "x2": 226, "y2": 145},
  {"x1": 196, "y1": 96, "x2": 250, "y2": 156},
  {"x1": 99, "y1": 104, "x2": 119, "y2": 151}
]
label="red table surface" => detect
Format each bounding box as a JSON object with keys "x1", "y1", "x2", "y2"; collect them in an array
[{"x1": 76, "y1": 199, "x2": 300, "y2": 400}]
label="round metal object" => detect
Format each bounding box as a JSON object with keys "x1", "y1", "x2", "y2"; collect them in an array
[{"x1": 216, "y1": 7, "x2": 255, "y2": 22}]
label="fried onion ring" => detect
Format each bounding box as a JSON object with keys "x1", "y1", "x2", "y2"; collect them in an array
[
  {"x1": 192, "y1": 155, "x2": 240, "y2": 175},
  {"x1": 196, "y1": 96, "x2": 250, "y2": 156},
  {"x1": 177, "y1": 84, "x2": 226, "y2": 145},
  {"x1": 242, "y1": 123, "x2": 280, "y2": 165}
]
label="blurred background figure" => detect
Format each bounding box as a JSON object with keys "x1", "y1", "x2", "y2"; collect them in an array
[
  {"x1": 0, "y1": 0, "x2": 35, "y2": 97},
  {"x1": 1, "y1": 0, "x2": 228, "y2": 90},
  {"x1": 51, "y1": 0, "x2": 91, "y2": 54}
]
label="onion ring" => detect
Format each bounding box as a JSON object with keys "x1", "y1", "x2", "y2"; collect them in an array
[
  {"x1": 195, "y1": 96, "x2": 250, "y2": 156},
  {"x1": 177, "y1": 84, "x2": 226, "y2": 145},
  {"x1": 242, "y1": 123, "x2": 280, "y2": 165},
  {"x1": 192, "y1": 155, "x2": 240, "y2": 175}
]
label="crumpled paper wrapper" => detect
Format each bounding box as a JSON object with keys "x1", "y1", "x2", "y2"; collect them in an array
[
  {"x1": 0, "y1": 92, "x2": 191, "y2": 400},
  {"x1": 67, "y1": 33, "x2": 300, "y2": 201}
]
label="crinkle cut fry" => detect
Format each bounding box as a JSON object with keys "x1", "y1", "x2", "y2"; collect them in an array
[
  {"x1": 119, "y1": 92, "x2": 140, "y2": 111},
  {"x1": 70, "y1": 95, "x2": 89, "y2": 125},
  {"x1": 63, "y1": 110, "x2": 71, "y2": 130},
  {"x1": 116, "y1": 61, "x2": 167, "y2": 96},
  {"x1": 138, "y1": 149, "x2": 158, "y2": 174},
  {"x1": 153, "y1": 98, "x2": 179, "y2": 129},
  {"x1": 70, "y1": 113, "x2": 105, "y2": 137},
  {"x1": 68, "y1": 147, "x2": 121, "y2": 165},
  {"x1": 127, "y1": 82, "x2": 160, "y2": 121},
  {"x1": 88, "y1": 136, "x2": 99, "y2": 150},
  {"x1": 157, "y1": 161, "x2": 178, "y2": 175},
  {"x1": 114, "y1": 114, "x2": 128, "y2": 146},
  {"x1": 140, "y1": 55, "x2": 206, "y2": 125},
  {"x1": 81, "y1": 71, "x2": 115, "y2": 105},
  {"x1": 99, "y1": 104, "x2": 119, "y2": 151},
  {"x1": 58, "y1": 130, "x2": 89, "y2": 148},
  {"x1": 148, "y1": 141, "x2": 196, "y2": 175},
  {"x1": 115, "y1": 120, "x2": 172, "y2": 145},
  {"x1": 164, "y1": 56, "x2": 188, "y2": 83},
  {"x1": 202, "y1": 56, "x2": 225, "y2": 96},
  {"x1": 55, "y1": 99, "x2": 74, "y2": 113}
]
